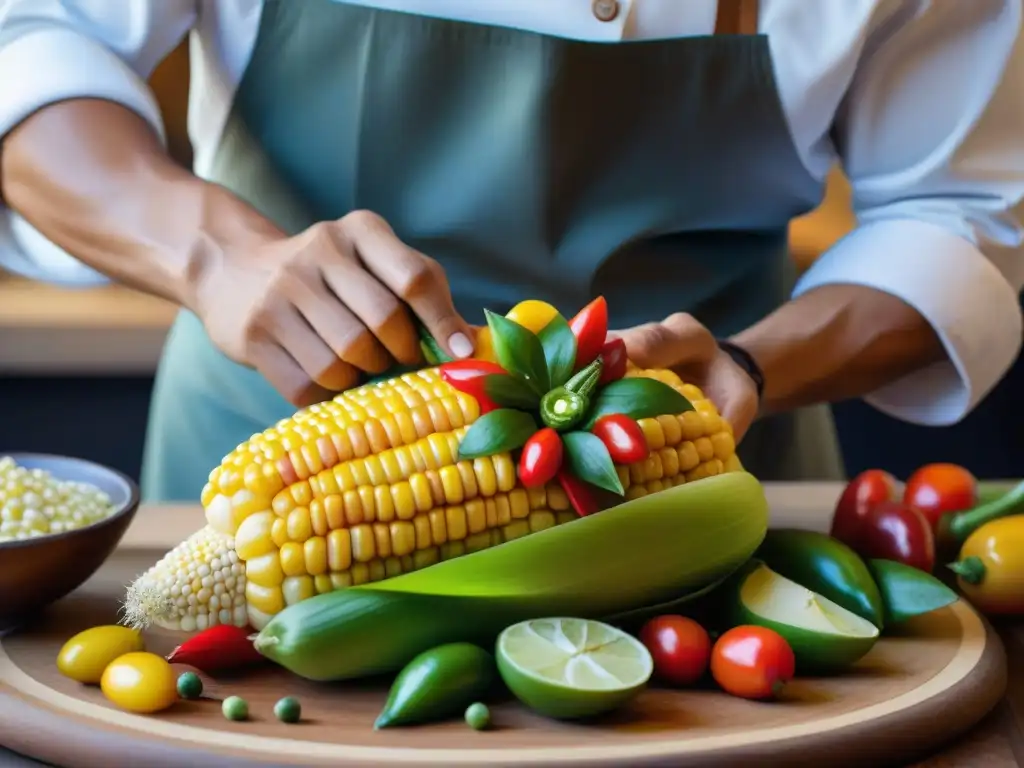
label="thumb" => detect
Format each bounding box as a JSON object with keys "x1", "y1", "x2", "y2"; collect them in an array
[{"x1": 616, "y1": 322, "x2": 680, "y2": 369}]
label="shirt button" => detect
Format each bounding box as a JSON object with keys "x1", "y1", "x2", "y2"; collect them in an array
[{"x1": 592, "y1": 0, "x2": 620, "y2": 22}]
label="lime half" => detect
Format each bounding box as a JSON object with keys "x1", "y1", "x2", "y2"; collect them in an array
[{"x1": 496, "y1": 618, "x2": 653, "y2": 720}]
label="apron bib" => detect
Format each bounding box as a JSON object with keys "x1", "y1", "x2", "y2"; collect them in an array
[{"x1": 142, "y1": 0, "x2": 844, "y2": 501}]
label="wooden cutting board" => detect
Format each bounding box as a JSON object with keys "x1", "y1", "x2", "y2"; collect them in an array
[{"x1": 0, "y1": 491, "x2": 1009, "y2": 768}]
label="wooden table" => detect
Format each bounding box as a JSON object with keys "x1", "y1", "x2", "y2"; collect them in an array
[{"x1": 1, "y1": 484, "x2": 1020, "y2": 767}]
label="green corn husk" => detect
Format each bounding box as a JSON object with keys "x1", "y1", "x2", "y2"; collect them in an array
[{"x1": 254, "y1": 471, "x2": 769, "y2": 681}]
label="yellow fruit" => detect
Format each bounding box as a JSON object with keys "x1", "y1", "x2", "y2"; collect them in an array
[
  {"x1": 473, "y1": 326, "x2": 498, "y2": 363},
  {"x1": 505, "y1": 300, "x2": 559, "y2": 334},
  {"x1": 56, "y1": 626, "x2": 145, "y2": 685},
  {"x1": 100, "y1": 652, "x2": 178, "y2": 714}
]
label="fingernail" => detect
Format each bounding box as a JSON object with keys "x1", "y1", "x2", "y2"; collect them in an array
[{"x1": 448, "y1": 332, "x2": 474, "y2": 359}]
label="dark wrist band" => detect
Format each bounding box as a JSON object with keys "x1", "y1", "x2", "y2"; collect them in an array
[{"x1": 717, "y1": 340, "x2": 765, "y2": 402}]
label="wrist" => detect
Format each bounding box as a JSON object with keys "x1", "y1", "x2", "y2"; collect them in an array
[{"x1": 178, "y1": 181, "x2": 284, "y2": 314}]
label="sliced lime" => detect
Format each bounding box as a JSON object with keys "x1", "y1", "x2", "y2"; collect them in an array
[{"x1": 496, "y1": 618, "x2": 652, "y2": 720}]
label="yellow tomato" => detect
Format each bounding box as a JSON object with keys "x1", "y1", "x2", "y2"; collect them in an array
[
  {"x1": 505, "y1": 300, "x2": 559, "y2": 335},
  {"x1": 953, "y1": 515, "x2": 1024, "y2": 615},
  {"x1": 472, "y1": 326, "x2": 498, "y2": 363},
  {"x1": 56, "y1": 625, "x2": 145, "y2": 685},
  {"x1": 100, "y1": 652, "x2": 178, "y2": 714}
]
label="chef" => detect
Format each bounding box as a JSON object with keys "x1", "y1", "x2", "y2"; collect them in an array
[{"x1": 0, "y1": 0, "x2": 1022, "y2": 502}]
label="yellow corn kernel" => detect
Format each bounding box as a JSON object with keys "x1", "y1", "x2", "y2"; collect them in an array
[
  {"x1": 246, "y1": 582, "x2": 284, "y2": 615},
  {"x1": 429, "y1": 509, "x2": 448, "y2": 544},
  {"x1": 466, "y1": 499, "x2": 487, "y2": 534},
  {"x1": 286, "y1": 507, "x2": 313, "y2": 542},
  {"x1": 351, "y1": 524, "x2": 376, "y2": 563},
  {"x1": 314, "y1": 574, "x2": 333, "y2": 594},
  {"x1": 327, "y1": 529, "x2": 353, "y2": 571},
  {"x1": 234, "y1": 511, "x2": 275, "y2": 561},
  {"x1": 303, "y1": 537, "x2": 328, "y2": 575},
  {"x1": 245, "y1": 552, "x2": 284, "y2": 588},
  {"x1": 279, "y1": 542, "x2": 306, "y2": 577},
  {"x1": 270, "y1": 517, "x2": 289, "y2": 548},
  {"x1": 446, "y1": 505, "x2": 468, "y2": 541},
  {"x1": 282, "y1": 575, "x2": 315, "y2": 605},
  {"x1": 529, "y1": 510, "x2": 557, "y2": 533}
]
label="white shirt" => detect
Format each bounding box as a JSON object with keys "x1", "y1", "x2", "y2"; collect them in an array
[{"x1": 1, "y1": 0, "x2": 1022, "y2": 427}]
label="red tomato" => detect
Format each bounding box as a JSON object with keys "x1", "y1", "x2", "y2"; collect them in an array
[
  {"x1": 710, "y1": 626, "x2": 795, "y2": 700},
  {"x1": 597, "y1": 338, "x2": 628, "y2": 384},
  {"x1": 568, "y1": 296, "x2": 609, "y2": 369},
  {"x1": 858, "y1": 500, "x2": 936, "y2": 573},
  {"x1": 518, "y1": 428, "x2": 563, "y2": 488},
  {"x1": 439, "y1": 360, "x2": 507, "y2": 414},
  {"x1": 592, "y1": 414, "x2": 649, "y2": 464},
  {"x1": 830, "y1": 469, "x2": 900, "y2": 546},
  {"x1": 904, "y1": 463, "x2": 978, "y2": 530},
  {"x1": 638, "y1": 615, "x2": 711, "y2": 686}
]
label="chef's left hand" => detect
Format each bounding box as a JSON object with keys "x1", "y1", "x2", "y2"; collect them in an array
[{"x1": 613, "y1": 313, "x2": 759, "y2": 442}]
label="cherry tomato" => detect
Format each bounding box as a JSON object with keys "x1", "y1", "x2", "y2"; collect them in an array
[
  {"x1": 440, "y1": 360, "x2": 507, "y2": 414},
  {"x1": 506, "y1": 300, "x2": 560, "y2": 335},
  {"x1": 518, "y1": 428, "x2": 563, "y2": 488},
  {"x1": 568, "y1": 296, "x2": 609, "y2": 369},
  {"x1": 710, "y1": 626, "x2": 795, "y2": 700},
  {"x1": 639, "y1": 615, "x2": 711, "y2": 686},
  {"x1": 830, "y1": 469, "x2": 900, "y2": 547},
  {"x1": 597, "y1": 338, "x2": 628, "y2": 384},
  {"x1": 904, "y1": 463, "x2": 978, "y2": 531},
  {"x1": 592, "y1": 414, "x2": 649, "y2": 464}
]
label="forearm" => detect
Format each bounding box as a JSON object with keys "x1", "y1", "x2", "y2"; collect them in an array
[
  {"x1": 732, "y1": 284, "x2": 945, "y2": 414},
  {"x1": 0, "y1": 99, "x2": 278, "y2": 308}
]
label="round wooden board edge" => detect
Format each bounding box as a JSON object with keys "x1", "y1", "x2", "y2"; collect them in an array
[{"x1": 0, "y1": 600, "x2": 1008, "y2": 768}]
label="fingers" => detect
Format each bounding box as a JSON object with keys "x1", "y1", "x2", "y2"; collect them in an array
[
  {"x1": 272, "y1": 305, "x2": 362, "y2": 392},
  {"x1": 248, "y1": 337, "x2": 338, "y2": 409},
  {"x1": 618, "y1": 313, "x2": 717, "y2": 370},
  {"x1": 340, "y1": 211, "x2": 474, "y2": 359}
]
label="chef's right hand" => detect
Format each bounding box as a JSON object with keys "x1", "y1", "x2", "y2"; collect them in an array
[{"x1": 192, "y1": 210, "x2": 476, "y2": 407}]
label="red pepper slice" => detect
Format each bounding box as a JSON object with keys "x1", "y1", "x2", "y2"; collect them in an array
[
  {"x1": 166, "y1": 624, "x2": 265, "y2": 674},
  {"x1": 597, "y1": 338, "x2": 628, "y2": 384},
  {"x1": 591, "y1": 414, "x2": 649, "y2": 464},
  {"x1": 518, "y1": 428, "x2": 564, "y2": 488},
  {"x1": 558, "y1": 469, "x2": 602, "y2": 517},
  {"x1": 829, "y1": 469, "x2": 900, "y2": 547},
  {"x1": 568, "y1": 296, "x2": 609, "y2": 370},
  {"x1": 439, "y1": 360, "x2": 507, "y2": 414},
  {"x1": 854, "y1": 500, "x2": 936, "y2": 573}
]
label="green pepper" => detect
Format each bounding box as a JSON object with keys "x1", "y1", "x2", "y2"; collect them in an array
[
  {"x1": 539, "y1": 358, "x2": 602, "y2": 431},
  {"x1": 756, "y1": 529, "x2": 885, "y2": 629}
]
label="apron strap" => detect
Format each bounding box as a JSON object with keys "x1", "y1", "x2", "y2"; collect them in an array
[{"x1": 714, "y1": 0, "x2": 760, "y2": 35}]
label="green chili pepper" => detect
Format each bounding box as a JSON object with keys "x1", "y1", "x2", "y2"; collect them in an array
[{"x1": 539, "y1": 358, "x2": 602, "y2": 431}]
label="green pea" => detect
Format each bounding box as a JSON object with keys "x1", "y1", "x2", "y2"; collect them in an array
[
  {"x1": 222, "y1": 696, "x2": 249, "y2": 721},
  {"x1": 176, "y1": 672, "x2": 203, "y2": 700},
  {"x1": 274, "y1": 696, "x2": 302, "y2": 724},
  {"x1": 464, "y1": 702, "x2": 490, "y2": 731}
]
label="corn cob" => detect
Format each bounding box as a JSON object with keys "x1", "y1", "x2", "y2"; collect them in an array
[{"x1": 126, "y1": 365, "x2": 739, "y2": 632}]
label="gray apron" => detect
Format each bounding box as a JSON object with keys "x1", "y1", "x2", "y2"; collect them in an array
[{"x1": 141, "y1": 0, "x2": 845, "y2": 502}]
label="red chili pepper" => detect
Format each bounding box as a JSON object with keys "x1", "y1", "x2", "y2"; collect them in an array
[
  {"x1": 558, "y1": 469, "x2": 602, "y2": 517},
  {"x1": 568, "y1": 296, "x2": 609, "y2": 370},
  {"x1": 829, "y1": 469, "x2": 900, "y2": 547},
  {"x1": 519, "y1": 428, "x2": 564, "y2": 488},
  {"x1": 591, "y1": 414, "x2": 649, "y2": 464},
  {"x1": 597, "y1": 338, "x2": 628, "y2": 384},
  {"x1": 854, "y1": 500, "x2": 936, "y2": 573},
  {"x1": 439, "y1": 360, "x2": 507, "y2": 414},
  {"x1": 166, "y1": 624, "x2": 266, "y2": 674},
  {"x1": 904, "y1": 463, "x2": 978, "y2": 531}
]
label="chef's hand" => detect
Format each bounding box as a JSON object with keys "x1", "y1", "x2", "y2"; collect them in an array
[
  {"x1": 192, "y1": 210, "x2": 475, "y2": 407},
  {"x1": 613, "y1": 313, "x2": 759, "y2": 442}
]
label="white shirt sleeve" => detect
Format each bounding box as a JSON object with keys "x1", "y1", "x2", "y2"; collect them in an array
[
  {"x1": 793, "y1": 0, "x2": 1024, "y2": 426},
  {"x1": 0, "y1": 0, "x2": 197, "y2": 286}
]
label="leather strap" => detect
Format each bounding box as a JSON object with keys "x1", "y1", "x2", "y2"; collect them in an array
[{"x1": 714, "y1": 0, "x2": 760, "y2": 35}]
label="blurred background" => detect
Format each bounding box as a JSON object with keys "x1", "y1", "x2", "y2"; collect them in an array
[{"x1": 2, "y1": 42, "x2": 1022, "y2": 483}]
